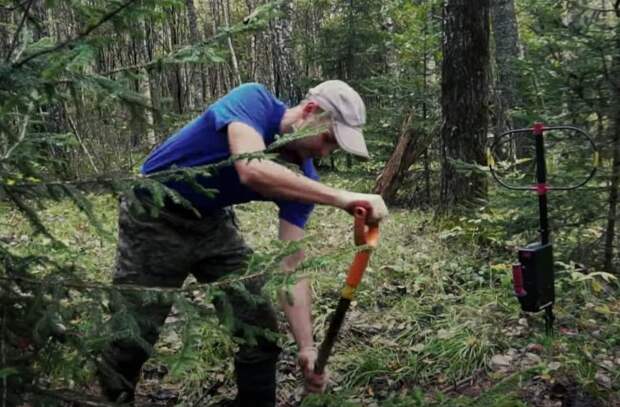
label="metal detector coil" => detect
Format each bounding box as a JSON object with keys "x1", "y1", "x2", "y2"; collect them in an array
[
  {"x1": 487, "y1": 125, "x2": 598, "y2": 192},
  {"x1": 488, "y1": 123, "x2": 598, "y2": 334}
]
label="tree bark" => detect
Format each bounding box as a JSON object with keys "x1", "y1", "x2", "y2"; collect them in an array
[
  {"x1": 245, "y1": 0, "x2": 258, "y2": 81},
  {"x1": 604, "y1": 6, "x2": 620, "y2": 274},
  {"x1": 142, "y1": 17, "x2": 163, "y2": 145},
  {"x1": 185, "y1": 0, "x2": 204, "y2": 111},
  {"x1": 439, "y1": 0, "x2": 490, "y2": 212},
  {"x1": 490, "y1": 0, "x2": 521, "y2": 135},
  {"x1": 165, "y1": 9, "x2": 186, "y2": 114},
  {"x1": 210, "y1": 0, "x2": 230, "y2": 95},
  {"x1": 270, "y1": 1, "x2": 299, "y2": 102},
  {"x1": 222, "y1": 0, "x2": 242, "y2": 86},
  {"x1": 374, "y1": 112, "x2": 432, "y2": 204}
]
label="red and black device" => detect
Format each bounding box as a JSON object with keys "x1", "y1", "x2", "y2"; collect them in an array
[
  {"x1": 314, "y1": 206, "x2": 380, "y2": 375},
  {"x1": 488, "y1": 123, "x2": 598, "y2": 334}
]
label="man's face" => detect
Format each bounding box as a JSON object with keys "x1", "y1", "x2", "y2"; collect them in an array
[
  {"x1": 288, "y1": 111, "x2": 339, "y2": 159},
  {"x1": 298, "y1": 129, "x2": 339, "y2": 159}
]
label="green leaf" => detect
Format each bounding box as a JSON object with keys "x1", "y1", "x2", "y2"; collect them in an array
[{"x1": 0, "y1": 368, "x2": 19, "y2": 379}]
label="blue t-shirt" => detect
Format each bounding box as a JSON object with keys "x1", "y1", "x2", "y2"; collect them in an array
[{"x1": 141, "y1": 83, "x2": 318, "y2": 229}]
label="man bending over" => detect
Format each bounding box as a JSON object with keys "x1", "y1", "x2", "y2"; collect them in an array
[{"x1": 98, "y1": 80, "x2": 388, "y2": 406}]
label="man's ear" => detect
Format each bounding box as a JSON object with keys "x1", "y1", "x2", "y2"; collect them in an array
[{"x1": 301, "y1": 101, "x2": 320, "y2": 119}]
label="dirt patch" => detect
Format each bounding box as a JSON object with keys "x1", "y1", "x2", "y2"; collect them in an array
[{"x1": 519, "y1": 376, "x2": 606, "y2": 407}]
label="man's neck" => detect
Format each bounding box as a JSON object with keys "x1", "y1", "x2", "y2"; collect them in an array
[
  {"x1": 280, "y1": 105, "x2": 304, "y2": 134},
  {"x1": 277, "y1": 147, "x2": 304, "y2": 165}
]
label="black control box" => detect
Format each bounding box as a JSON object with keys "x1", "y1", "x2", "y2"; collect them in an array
[{"x1": 512, "y1": 243, "x2": 554, "y2": 312}]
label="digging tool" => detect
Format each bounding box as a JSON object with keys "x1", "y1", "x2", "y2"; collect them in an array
[
  {"x1": 314, "y1": 205, "x2": 380, "y2": 375},
  {"x1": 488, "y1": 123, "x2": 598, "y2": 335}
]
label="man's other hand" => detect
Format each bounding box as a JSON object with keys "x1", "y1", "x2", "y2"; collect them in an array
[
  {"x1": 298, "y1": 346, "x2": 328, "y2": 393},
  {"x1": 336, "y1": 192, "x2": 389, "y2": 224}
]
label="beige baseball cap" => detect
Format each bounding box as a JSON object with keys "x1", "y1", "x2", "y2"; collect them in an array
[{"x1": 306, "y1": 80, "x2": 369, "y2": 159}]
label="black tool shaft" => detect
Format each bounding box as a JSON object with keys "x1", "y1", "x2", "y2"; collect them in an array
[
  {"x1": 534, "y1": 127, "x2": 550, "y2": 245},
  {"x1": 314, "y1": 297, "x2": 351, "y2": 374}
]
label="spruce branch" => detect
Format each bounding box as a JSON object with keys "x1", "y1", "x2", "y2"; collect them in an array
[
  {"x1": 0, "y1": 1, "x2": 32, "y2": 12},
  {"x1": 0, "y1": 241, "x2": 363, "y2": 295},
  {"x1": 1, "y1": 268, "x2": 273, "y2": 294},
  {"x1": 0, "y1": 102, "x2": 33, "y2": 163},
  {"x1": 4, "y1": 0, "x2": 34, "y2": 64},
  {"x1": 100, "y1": 0, "x2": 284, "y2": 76},
  {"x1": 2, "y1": 188, "x2": 58, "y2": 244},
  {"x1": 4, "y1": 121, "x2": 320, "y2": 193},
  {"x1": 13, "y1": 0, "x2": 140, "y2": 68},
  {"x1": 100, "y1": 31, "x2": 230, "y2": 76}
]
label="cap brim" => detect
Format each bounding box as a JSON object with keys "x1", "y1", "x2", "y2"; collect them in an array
[{"x1": 333, "y1": 121, "x2": 369, "y2": 159}]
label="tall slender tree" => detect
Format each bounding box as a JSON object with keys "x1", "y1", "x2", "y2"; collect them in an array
[
  {"x1": 223, "y1": 0, "x2": 242, "y2": 86},
  {"x1": 604, "y1": 3, "x2": 620, "y2": 274},
  {"x1": 490, "y1": 0, "x2": 521, "y2": 135},
  {"x1": 185, "y1": 0, "x2": 205, "y2": 111},
  {"x1": 270, "y1": 1, "x2": 300, "y2": 102},
  {"x1": 439, "y1": 0, "x2": 491, "y2": 211}
]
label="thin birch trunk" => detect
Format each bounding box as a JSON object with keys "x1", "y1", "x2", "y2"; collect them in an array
[
  {"x1": 142, "y1": 17, "x2": 162, "y2": 144},
  {"x1": 185, "y1": 0, "x2": 204, "y2": 110},
  {"x1": 222, "y1": 0, "x2": 242, "y2": 86},
  {"x1": 490, "y1": 0, "x2": 521, "y2": 135}
]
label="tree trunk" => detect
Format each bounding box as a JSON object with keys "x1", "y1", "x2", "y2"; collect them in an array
[
  {"x1": 490, "y1": 0, "x2": 521, "y2": 135},
  {"x1": 142, "y1": 17, "x2": 163, "y2": 145},
  {"x1": 270, "y1": 1, "x2": 299, "y2": 102},
  {"x1": 374, "y1": 113, "x2": 415, "y2": 200},
  {"x1": 210, "y1": 0, "x2": 230, "y2": 95},
  {"x1": 185, "y1": 0, "x2": 204, "y2": 111},
  {"x1": 439, "y1": 0, "x2": 490, "y2": 212},
  {"x1": 604, "y1": 6, "x2": 620, "y2": 274},
  {"x1": 245, "y1": 0, "x2": 258, "y2": 81},
  {"x1": 222, "y1": 0, "x2": 242, "y2": 86},
  {"x1": 166, "y1": 9, "x2": 186, "y2": 114},
  {"x1": 208, "y1": 0, "x2": 221, "y2": 98}
]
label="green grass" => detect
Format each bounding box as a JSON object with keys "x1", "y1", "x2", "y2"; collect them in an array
[{"x1": 1, "y1": 170, "x2": 619, "y2": 406}]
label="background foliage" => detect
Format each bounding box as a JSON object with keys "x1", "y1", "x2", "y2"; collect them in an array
[{"x1": 0, "y1": 0, "x2": 618, "y2": 405}]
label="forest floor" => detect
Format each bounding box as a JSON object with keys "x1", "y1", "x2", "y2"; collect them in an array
[{"x1": 3, "y1": 170, "x2": 619, "y2": 406}]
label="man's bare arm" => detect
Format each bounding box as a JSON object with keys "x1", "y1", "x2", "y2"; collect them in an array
[
  {"x1": 277, "y1": 219, "x2": 327, "y2": 393},
  {"x1": 277, "y1": 219, "x2": 313, "y2": 349},
  {"x1": 228, "y1": 121, "x2": 389, "y2": 223},
  {"x1": 228, "y1": 122, "x2": 346, "y2": 208}
]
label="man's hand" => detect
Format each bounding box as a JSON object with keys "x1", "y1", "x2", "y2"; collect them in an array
[
  {"x1": 298, "y1": 346, "x2": 329, "y2": 393},
  {"x1": 336, "y1": 192, "x2": 389, "y2": 224}
]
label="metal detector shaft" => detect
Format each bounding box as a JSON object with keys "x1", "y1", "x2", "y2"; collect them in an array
[
  {"x1": 314, "y1": 206, "x2": 380, "y2": 375},
  {"x1": 533, "y1": 123, "x2": 550, "y2": 245},
  {"x1": 533, "y1": 123, "x2": 554, "y2": 334}
]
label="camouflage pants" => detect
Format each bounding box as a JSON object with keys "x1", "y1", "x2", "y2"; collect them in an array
[{"x1": 98, "y1": 197, "x2": 280, "y2": 406}]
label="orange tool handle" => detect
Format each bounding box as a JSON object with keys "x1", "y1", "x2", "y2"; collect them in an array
[
  {"x1": 313, "y1": 204, "x2": 381, "y2": 375},
  {"x1": 346, "y1": 206, "x2": 380, "y2": 288}
]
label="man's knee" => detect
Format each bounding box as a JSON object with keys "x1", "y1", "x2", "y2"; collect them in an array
[{"x1": 235, "y1": 336, "x2": 281, "y2": 365}]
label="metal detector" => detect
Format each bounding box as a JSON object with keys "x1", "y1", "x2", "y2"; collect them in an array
[{"x1": 487, "y1": 123, "x2": 598, "y2": 334}]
